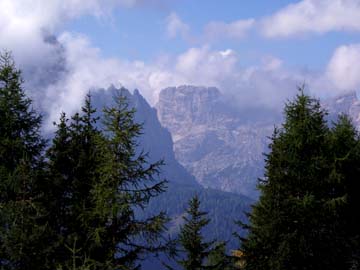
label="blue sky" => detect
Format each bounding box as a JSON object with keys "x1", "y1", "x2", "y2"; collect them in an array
[
  {"x1": 67, "y1": 0, "x2": 360, "y2": 68},
  {"x1": 1, "y1": 0, "x2": 360, "y2": 128}
]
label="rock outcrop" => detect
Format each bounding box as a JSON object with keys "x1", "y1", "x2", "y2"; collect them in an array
[
  {"x1": 323, "y1": 91, "x2": 360, "y2": 127},
  {"x1": 157, "y1": 85, "x2": 274, "y2": 198}
]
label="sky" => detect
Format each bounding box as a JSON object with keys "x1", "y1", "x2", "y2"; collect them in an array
[{"x1": 1, "y1": 0, "x2": 360, "y2": 129}]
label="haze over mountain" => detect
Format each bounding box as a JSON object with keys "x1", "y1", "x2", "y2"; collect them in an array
[
  {"x1": 90, "y1": 86, "x2": 252, "y2": 250},
  {"x1": 156, "y1": 85, "x2": 271, "y2": 198},
  {"x1": 156, "y1": 85, "x2": 360, "y2": 199},
  {"x1": 3, "y1": 0, "x2": 360, "y2": 133},
  {"x1": 324, "y1": 90, "x2": 360, "y2": 126},
  {"x1": 2, "y1": 1, "x2": 360, "y2": 269},
  {"x1": 92, "y1": 86, "x2": 199, "y2": 188}
]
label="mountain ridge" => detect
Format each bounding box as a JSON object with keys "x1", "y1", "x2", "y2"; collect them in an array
[
  {"x1": 156, "y1": 85, "x2": 360, "y2": 199},
  {"x1": 156, "y1": 85, "x2": 272, "y2": 198}
]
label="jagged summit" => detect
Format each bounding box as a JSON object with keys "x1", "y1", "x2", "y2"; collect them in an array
[
  {"x1": 161, "y1": 85, "x2": 221, "y2": 94},
  {"x1": 331, "y1": 90, "x2": 358, "y2": 108},
  {"x1": 157, "y1": 86, "x2": 360, "y2": 198},
  {"x1": 157, "y1": 85, "x2": 236, "y2": 136},
  {"x1": 158, "y1": 86, "x2": 222, "y2": 116},
  {"x1": 88, "y1": 85, "x2": 360, "y2": 200},
  {"x1": 334, "y1": 90, "x2": 357, "y2": 100},
  {"x1": 324, "y1": 90, "x2": 360, "y2": 127},
  {"x1": 92, "y1": 86, "x2": 200, "y2": 188}
]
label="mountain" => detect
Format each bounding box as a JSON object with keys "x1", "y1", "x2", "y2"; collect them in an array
[
  {"x1": 92, "y1": 86, "x2": 252, "y2": 249},
  {"x1": 156, "y1": 86, "x2": 360, "y2": 200},
  {"x1": 156, "y1": 85, "x2": 274, "y2": 198},
  {"x1": 323, "y1": 90, "x2": 360, "y2": 127},
  {"x1": 92, "y1": 86, "x2": 199, "y2": 187}
]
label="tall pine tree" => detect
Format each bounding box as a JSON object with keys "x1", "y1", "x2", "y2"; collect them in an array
[
  {"x1": 240, "y1": 89, "x2": 350, "y2": 270},
  {"x1": 327, "y1": 115, "x2": 360, "y2": 268},
  {"x1": 45, "y1": 94, "x2": 106, "y2": 269},
  {"x1": 173, "y1": 195, "x2": 229, "y2": 270},
  {"x1": 47, "y1": 92, "x2": 169, "y2": 269},
  {"x1": 97, "y1": 93, "x2": 169, "y2": 269},
  {"x1": 0, "y1": 51, "x2": 49, "y2": 269}
]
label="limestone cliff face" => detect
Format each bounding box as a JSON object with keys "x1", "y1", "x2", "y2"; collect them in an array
[
  {"x1": 157, "y1": 86, "x2": 226, "y2": 136},
  {"x1": 323, "y1": 91, "x2": 360, "y2": 127},
  {"x1": 157, "y1": 86, "x2": 360, "y2": 199},
  {"x1": 157, "y1": 85, "x2": 273, "y2": 198},
  {"x1": 91, "y1": 86, "x2": 252, "y2": 253}
]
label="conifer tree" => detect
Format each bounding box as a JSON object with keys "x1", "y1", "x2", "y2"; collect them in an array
[
  {"x1": 47, "y1": 92, "x2": 169, "y2": 269},
  {"x1": 206, "y1": 242, "x2": 232, "y2": 270},
  {"x1": 327, "y1": 115, "x2": 360, "y2": 268},
  {"x1": 97, "y1": 93, "x2": 169, "y2": 269},
  {"x1": 240, "y1": 89, "x2": 345, "y2": 270},
  {"x1": 46, "y1": 93, "x2": 117, "y2": 269},
  {"x1": 0, "y1": 51, "x2": 48, "y2": 269},
  {"x1": 174, "y1": 195, "x2": 229, "y2": 270}
]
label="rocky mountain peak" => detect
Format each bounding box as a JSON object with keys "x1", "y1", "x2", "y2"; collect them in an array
[
  {"x1": 159, "y1": 85, "x2": 221, "y2": 101},
  {"x1": 157, "y1": 85, "x2": 227, "y2": 135},
  {"x1": 324, "y1": 90, "x2": 360, "y2": 127},
  {"x1": 92, "y1": 86, "x2": 200, "y2": 188},
  {"x1": 329, "y1": 90, "x2": 357, "y2": 108},
  {"x1": 156, "y1": 86, "x2": 360, "y2": 198},
  {"x1": 156, "y1": 85, "x2": 272, "y2": 198}
]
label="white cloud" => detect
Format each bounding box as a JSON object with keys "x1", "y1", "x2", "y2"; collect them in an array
[
  {"x1": 0, "y1": 0, "x2": 139, "y2": 68},
  {"x1": 261, "y1": 0, "x2": 360, "y2": 38},
  {"x1": 35, "y1": 41, "x2": 248, "y2": 128},
  {"x1": 41, "y1": 33, "x2": 171, "y2": 129},
  {"x1": 44, "y1": 33, "x2": 122, "y2": 126},
  {"x1": 158, "y1": 46, "x2": 303, "y2": 111},
  {"x1": 0, "y1": 0, "x2": 156, "y2": 129},
  {"x1": 38, "y1": 37, "x2": 304, "y2": 129},
  {"x1": 2, "y1": 0, "x2": 359, "y2": 131},
  {"x1": 164, "y1": 1, "x2": 360, "y2": 41},
  {"x1": 165, "y1": 12, "x2": 254, "y2": 43},
  {"x1": 174, "y1": 47, "x2": 238, "y2": 85},
  {"x1": 261, "y1": 56, "x2": 283, "y2": 71},
  {"x1": 326, "y1": 43, "x2": 360, "y2": 91},
  {"x1": 166, "y1": 12, "x2": 190, "y2": 40},
  {"x1": 204, "y1": 19, "x2": 255, "y2": 41}
]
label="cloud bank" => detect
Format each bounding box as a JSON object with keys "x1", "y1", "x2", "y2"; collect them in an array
[
  {"x1": 326, "y1": 44, "x2": 360, "y2": 90},
  {"x1": 261, "y1": 0, "x2": 360, "y2": 38},
  {"x1": 1, "y1": 0, "x2": 360, "y2": 131},
  {"x1": 166, "y1": 12, "x2": 190, "y2": 40},
  {"x1": 166, "y1": 12, "x2": 255, "y2": 43}
]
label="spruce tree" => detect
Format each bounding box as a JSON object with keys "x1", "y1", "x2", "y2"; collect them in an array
[
  {"x1": 175, "y1": 195, "x2": 229, "y2": 270},
  {"x1": 240, "y1": 89, "x2": 344, "y2": 270},
  {"x1": 98, "y1": 93, "x2": 169, "y2": 269},
  {"x1": 328, "y1": 115, "x2": 360, "y2": 268},
  {"x1": 206, "y1": 242, "x2": 232, "y2": 270},
  {"x1": 44, "y1": 112, "x2": 74, "y2": 267},
  {"x1": 46, "y1": 93, "x2": 116, "y2": 269},
  {"x1": 0, "y1": 52, "x2": 48, "y2": 269},
  {"x1": 47, "y1": 92, "x2": 169, "y2": 269}
]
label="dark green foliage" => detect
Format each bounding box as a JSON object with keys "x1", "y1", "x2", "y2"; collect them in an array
[
  {"x1": 144, "y1": 183, "x2": 252, "y2": 250},
  {"x1": 0, "y1": 51, "x2": 49, "y2": 269},
  {"x1": 46, "y1": 93, "x2": 169, "y2": 269},
  {"x1": 240, "y1": 88, "x2": 360, "y2": 270},
  {"x1": 0, "y1": 52, "x2": 236, "y2": 270},
  {"x1": 45, "y1": 94, "x2": 106, "y2": 269},
  {"x1": 178, "y1": 196, "x2": 212, "y2": 270},
  {"x1": 0, "y1": 53, "x2": 170, "y2": 269},
  {"x1": 206, "y1": 242, "x2": 233, "y2": 270},
  {"x1": 140, "y1": 184, "x2": 252, "y2": 269},
  {"x1": 328, "y1": 115, "x2": 360, "y2": 268},
  {"x1": 172, "y1": 195, "x2": 230, "y2": 270},
  {"x1": 99, "y1": 94, "x2": 169, "y2": 267}
]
